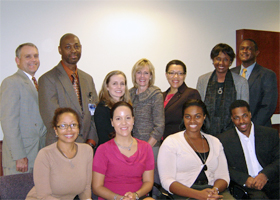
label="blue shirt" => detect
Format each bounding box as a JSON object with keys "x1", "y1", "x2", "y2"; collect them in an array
[{"x1": 240, "y1": 62, "x2": 256, "y2": 80}]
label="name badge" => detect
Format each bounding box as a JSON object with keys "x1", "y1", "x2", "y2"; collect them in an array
[{"x1": 88, "y1": 103, "x2": 96, "y2": 116}]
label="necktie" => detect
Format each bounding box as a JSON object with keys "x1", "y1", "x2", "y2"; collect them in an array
[
  {"x1": 71, "y1": 73, "x2": 82, "y2": 106},
  {"x1": 32, "y1": 77, "x2": 38, "y2": 91},
  {"x1": 241, "y1": 68, "x2": 247, "y2": 78}
]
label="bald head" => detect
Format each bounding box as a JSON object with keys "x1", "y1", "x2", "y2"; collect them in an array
[{"x1": 59, "y1": 33, "x2": 80, "y2": 47}]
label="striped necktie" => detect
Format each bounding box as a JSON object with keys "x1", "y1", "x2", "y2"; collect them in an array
[
  {"x1": 32, "y1": 77, "x2": 38, "y2": 91},
  {"x1": 71, "y1": 73, "x2": 82, "y2": 106}
]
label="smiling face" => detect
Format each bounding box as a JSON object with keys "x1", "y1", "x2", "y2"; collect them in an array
[
  {"x1": 166, "y1": 64, "x2": 186, "y2": 91},
  {"x1": 54, "y1": 112, "x2": 79, "y2": 143},
  {"x1": 107, "y1": 74, "x2": 126, "y2": 102},
  {"x1": 183, "y1": 105, "x2": 206, "y2": 133},
  {"x1": 59, "y1": 34, "x2": 82, "y2": 68},
  {"x1": 16, "y1": 45, "x2": 40, "y2": 77},
  {"x1": 231, "y1": 106, "x2": 252, "y2": 137},
  {"x1": 213, "y1": 51, "x2": 231, "y2": 75},
  {"x1": 135, "y1": 65, "x2": 151, "y2": 90},
  {"x1": 111, "y1": 106, "x2": 134, "y2": 138},
  {"x1": 239, "y1": 40, "x2": 259, "y2": 67}
]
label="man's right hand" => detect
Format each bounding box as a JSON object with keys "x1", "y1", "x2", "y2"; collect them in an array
[
  {"x1": 16, "y1": 157, "x2": 28, "y2": 172},
  {"x1": 245, "y1": 176, "x2": 255, "y2": 188}
]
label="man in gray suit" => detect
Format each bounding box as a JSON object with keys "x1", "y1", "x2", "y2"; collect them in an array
[
  {"x1": 231, "y1": 39, "x2": 278, "y2": 127},
  {"x1": 38, "y1": 33, "x2": 98, "y2": 147},
  {"x1": 0, "y1": 43, "x2": 46, "y2": 175}
]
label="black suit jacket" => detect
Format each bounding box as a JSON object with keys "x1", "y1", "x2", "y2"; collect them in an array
[
  {"x1": 217, "y1": 125, "x2": 279, "y2": 187},
  {"x1": 231, "y1": 64, "x2": 278, "y2": 126},
  {"x1": 163, "y1": 82, "x2": 201, "y2": 139}
]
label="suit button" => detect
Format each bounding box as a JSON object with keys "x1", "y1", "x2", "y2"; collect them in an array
[{"x1": 35, "y1": 123, "x2": 37, "y2": 126}]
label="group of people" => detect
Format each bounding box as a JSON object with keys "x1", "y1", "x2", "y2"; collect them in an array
[{"x1": 0, "y1": 32, "x2": 278, "y2": 200}]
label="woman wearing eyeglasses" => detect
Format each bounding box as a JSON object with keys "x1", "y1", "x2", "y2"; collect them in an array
[
  {"x1": 26, "y1": 107, "x2": 93, "y2": 200},
  {"x1": 129, "y1": 58, "x2": 164, "y2": 162},
  {"x1": 163, "y1": 60, "x2": 201, "y2": 141}
]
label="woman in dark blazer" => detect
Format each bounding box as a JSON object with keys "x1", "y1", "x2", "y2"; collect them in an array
[{"x1": 163, "y1": 60, "x2": 201, "y2": 140}]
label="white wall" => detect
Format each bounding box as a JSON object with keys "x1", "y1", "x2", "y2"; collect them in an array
[{"x1": 1, "y1": 0, "x2": 279, "y2": 140}]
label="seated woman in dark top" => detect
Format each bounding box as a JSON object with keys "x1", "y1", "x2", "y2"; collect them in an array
[
  {"x1": 94, "y1": 70, "x2": 131, "y2": 146},
  {"x1": 158, "y1": 99, "x2": 234, "y2": 200}
]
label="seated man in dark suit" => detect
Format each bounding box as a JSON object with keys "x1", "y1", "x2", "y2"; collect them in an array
[{"x1": 218, "y1": 100, "x2": 279, "y2": 199}]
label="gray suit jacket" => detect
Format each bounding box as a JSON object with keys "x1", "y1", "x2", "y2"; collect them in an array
[
  {"x1": 231, "y1": 64, "x2": 278, "y2": 126},
  {"x1": 38, "y1": 62, "x2": 98, "y2": 146},
  {"x1": 196, "y1": 70, "x2": 249, "y2": 102},
  {"x1": 0, "y1": 69, "x2": 46, "y2": 170}
]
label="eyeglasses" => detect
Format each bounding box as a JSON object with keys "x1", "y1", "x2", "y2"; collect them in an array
[
  {"x1": 57, "y1": 123, "x2": 78, "y2": 130},
  {"x1": 167, "y1": 72, "x2": 186, "y2": 77}
]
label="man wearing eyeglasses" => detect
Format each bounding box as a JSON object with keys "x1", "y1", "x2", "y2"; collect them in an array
[
  {"x1": 0, "y1": 43, "x2": 47, "y2": 175},
  {"x1": 38, "y1": 33, "x2": 98, "y2": 148}
]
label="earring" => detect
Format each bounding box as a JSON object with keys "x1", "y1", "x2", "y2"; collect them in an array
[{"x1": 55, "y1": 134, "x2": 58, "y2": 138}]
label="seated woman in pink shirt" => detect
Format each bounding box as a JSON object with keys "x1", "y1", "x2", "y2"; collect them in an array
[{"x1": 92, "y1": 101, "x2": 154, "y2": 200}]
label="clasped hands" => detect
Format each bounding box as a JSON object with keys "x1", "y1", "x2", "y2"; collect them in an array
[
  {"x1": 201, "y1": 188, "x2": 223, "y2": 200},
  {"x1": 245, "y1": 173, "x2": 268, "y2": 190},
  {"x1": 117, "y1": 192, "x2": 137, "y2": 200}
]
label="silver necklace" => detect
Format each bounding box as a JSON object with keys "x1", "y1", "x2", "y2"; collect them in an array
[
  {"x1": 57, "y1": 143, "x2": 77, "y2": 168},
  {"x1": 185, "y1": 132, "x2": 208, "y2": 171},
  {"x1": 114, "y1": 138, "x2": 133, "y2": 151}
]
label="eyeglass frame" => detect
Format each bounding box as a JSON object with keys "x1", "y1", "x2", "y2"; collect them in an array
[
  {"x1": 56, "y1": 123, "x2": 79, "y2": 130},
  {"x1": 166, "y1": 71, "x2": 186, "y2": 77}
]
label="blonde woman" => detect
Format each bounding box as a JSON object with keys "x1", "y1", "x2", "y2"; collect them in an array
[
  {"x1": 129, "y1": 58, "x2": 164, "y2": 162},
  {"x1": 94, "y1": 70, "x2": 131, "y2": 146}
]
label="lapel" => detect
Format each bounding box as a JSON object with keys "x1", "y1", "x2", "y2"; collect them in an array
[
  {"x1": 56, "y1": 64, "x2": 82, "y2": 114},
  {"x1": 231, "y1": 129, "x2": 248, "y2": 173},
  {"x1": 247, "y1": 63, "x2": 261, "y2": 87},
  {"x1": 16, "y1": 69, "x2": 38, "y2": 104},
  {"x1": 164, "y1": 82, "x2": 187, "y2": 111},
  {"x1": 232, "y1": 66, "x2": 241, "y2": 74},
  {"x1": 253, "y1": 125, "x2": 264, "y2": 167}
]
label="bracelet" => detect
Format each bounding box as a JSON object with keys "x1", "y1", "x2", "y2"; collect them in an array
[
  {"x1": 134, "y1": 192, "x2": 139, "y2": 200},
  {"x1": 113, "y1": 194, "x2": 118, "y2": 200},
  {"x1": 119, "y1": 196, "x2": 124, "y2": 200},
  {"x1": 213, "y1": 187, "x2": 219, "y2": 194}
]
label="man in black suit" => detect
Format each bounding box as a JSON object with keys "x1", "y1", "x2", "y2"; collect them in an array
[
  {"x1": 231, "y1": 39, "x2": 278, "y2": 127},
  {"x1": 218, "y1": 100, "x2": 279, "y2": 199}
]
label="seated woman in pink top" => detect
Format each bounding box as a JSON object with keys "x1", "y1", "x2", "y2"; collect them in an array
[{"x1": 92, "y1": 101, "x2": 154, "y2": 200}]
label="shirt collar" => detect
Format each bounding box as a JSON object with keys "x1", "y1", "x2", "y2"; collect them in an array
[
  {"x1": 61, "y1": 61, "x2": 78, "y2": 82},
  {"x1": 235, "y1": 122, "x2": 255, "y2": 141},
  {"x1": 241, "y1": 62, "x2": 256, "y2": 74}
]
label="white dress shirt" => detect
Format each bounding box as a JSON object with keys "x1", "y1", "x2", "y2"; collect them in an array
[
  {"x1": 235, "y1": 122, "x2": 263, "y2": 177},
  {"x1": 22, "y1": 70, "x2": 37, "y2": 88}
]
